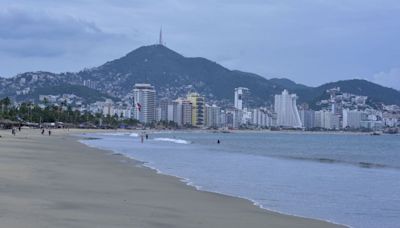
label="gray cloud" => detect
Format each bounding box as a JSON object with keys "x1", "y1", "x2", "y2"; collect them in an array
[
  {"x1": 0, "y1": 8, "x2": 124, "y2": 57},
  {"x1": 0, "y1": 0, "x2": 399, "y2": 89}
]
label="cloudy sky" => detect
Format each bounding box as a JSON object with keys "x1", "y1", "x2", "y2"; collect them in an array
[{"x1": 1, "y1": 0, "x2": 399, "y2": 89}]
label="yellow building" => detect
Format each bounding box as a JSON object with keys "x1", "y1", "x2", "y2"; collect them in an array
[{"x1": 187, "y1": 93, "x2": 205, "y2": 127}]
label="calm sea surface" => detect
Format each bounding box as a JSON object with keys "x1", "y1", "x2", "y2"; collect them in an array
[{"x1": 81, "y1": 131, "x2": 400, "y2": 228}]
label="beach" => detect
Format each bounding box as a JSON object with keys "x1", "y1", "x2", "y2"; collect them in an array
[{"x1": 0, "y1": 128, "x2": 343, "y2": 228}]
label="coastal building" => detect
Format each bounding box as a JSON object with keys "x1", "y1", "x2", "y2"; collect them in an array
[
  {"x1": 102, "y1": 99, "x2": 114, "y2": 117},
  {"x1": 383, "y1": 113, "x2": 399, "y2": 127},
  {"x1": 167, "y1": 104, "x2": 174, "y2": 122},
  {"x1": 224, "y1": 109, "x2": 242, "y2": 129},
  {"x1": 299, "y1": 109, "x2": 315, "y2": 129},
  {"x1": 155, "y1": 107, "x2": 162, "y2": 122},
  {"x1": 159, "y1": 98, "x2": 171, "y2": 121},
  {"x1": 220, "y1": 110, "x2": 227, "y2": 127},
  {"x1": 132, "y1": 83, "x2": 156, "y2": 124},
  {"x1": 360, "y1": 120, "x2": 384, "y2": 130},
  {"x1": 205, "y1": 104, "x2": 221, "y2": 128},
  {"x1": 251, "y1": 108, "x2": 271, "y2": 128},
  {"x1": 234, "y1": 87, "x2": 250, "y2": 110},
  {"x1": 274, "y1": 90, "x2": 302, "y2": 128},
  {"x1": 187, "y1": 93, "x2": 205, "y2": 127},
  {"x1": 181, "y1": 99, "x2": 193, "y2": 126},
  {"x1": 171, "y1": 98, "x2": 192, "y2": 126},
  {"x1": 315, "y1": 110, "x2": 340, "y2": 130},
  {"x1": 240, "y1": 109, "x2": 252, "y2": 125},
  {"x1": 171, "y1": 100, "x2": 182, "y2": 125},
  {"x1": 342, "y1": 109, "x2": 367, "y2": 129}
]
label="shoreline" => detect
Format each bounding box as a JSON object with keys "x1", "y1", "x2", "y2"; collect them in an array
[
  {"x1": 112, "y1": 149, "x2": 351, "y2": 228},
  {"x1": 80, "y1": 130, "x2": 349, "y2": 227},
  {"x1": 0, "y1": 128, "x2": 346, "y2": 227}
]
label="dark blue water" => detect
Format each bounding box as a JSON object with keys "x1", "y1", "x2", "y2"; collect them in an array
[{"x1": 81, "y1": 131, "x2": 400, "y2": 228}]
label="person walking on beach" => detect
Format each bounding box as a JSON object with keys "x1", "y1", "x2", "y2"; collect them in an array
[
  {"x1": 41, "y1": 128, "x2": 45, "y2": 135},
  {"x1": 141, "y1": 134, "x2": 144, "y2": 143},
  {"x1": 217, "y1": 139, "x2": 220, "y2": 144},
  {"x1": 11, "y1": 128, "x2": 16, "y2": 136},
  {"x1": 48, "y1": 130, "x2": 51, "y2": 136},
  {"x1": 145, "y1": 134, "x2": 149, "y2": 140}
]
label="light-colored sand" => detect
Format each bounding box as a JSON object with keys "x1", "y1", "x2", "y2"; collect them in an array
[{"x1": 0, "y1": 128, "x2": 345, "y2": 228}]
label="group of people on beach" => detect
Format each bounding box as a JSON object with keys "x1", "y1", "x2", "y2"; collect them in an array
[
  {"x1": 11, "y1": 126, "x2": 21, "y2": 136},
  {"x1": 41, "y1": 128, "x2": 52, "y2": 136},
  {"x1": 8, "y1": 126, "x2": 53, "y2": 137}
]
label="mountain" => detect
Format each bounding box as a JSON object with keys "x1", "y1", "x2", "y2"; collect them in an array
[
  {"x1": 0, "y1": 71, "x2": 112, "y2": 103},
  {"x1": 269, "y1": 78, "x2": 309, "y2": 90},
  {"x1": 1, "y1": 44, "x2": 400, "y2": 107},
  {"x1": 77, "y1": 45, "x2": 285, "y2": 106},
  {"x1": 294, "y1": 79, "x2": 400, "y2": 106}
]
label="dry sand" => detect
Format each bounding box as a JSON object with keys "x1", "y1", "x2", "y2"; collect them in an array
[{"x1": 0, "y1": 128, "x2": 345, "y2": 228}]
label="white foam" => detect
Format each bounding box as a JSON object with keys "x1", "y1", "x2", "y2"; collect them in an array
[
  {"x1": 129, "y1": 133, "x2": 139, "y2": 137},
  {"x1": 153, "y1": 137, "x2": 191, "y2": 144},
  {"x1": 99, "y1": 132, "x2": 127, "y2": 136}
]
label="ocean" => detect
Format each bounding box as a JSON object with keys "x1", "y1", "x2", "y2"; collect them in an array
[{"x1": 81, "y1": 131, "x2": 400, "y2": 228}]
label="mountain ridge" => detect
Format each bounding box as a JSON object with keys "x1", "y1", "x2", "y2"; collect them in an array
[{"x1": 0, "y1": 44, "x2": 399, "y2": 106}]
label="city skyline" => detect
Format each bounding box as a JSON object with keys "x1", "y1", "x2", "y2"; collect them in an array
[{"x1": 1, "y1": 1, "x2": 400, "y2": 90}]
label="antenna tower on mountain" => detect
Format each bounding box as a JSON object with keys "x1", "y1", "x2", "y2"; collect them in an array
[{"x1": 159, "y1": 27, "x2": 165, "y2": 46}]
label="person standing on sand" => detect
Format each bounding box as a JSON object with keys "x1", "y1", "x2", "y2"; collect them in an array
[
  {"x1": 217, "y1": 139, "x2": 220, "y2": 144},
  {"x1": 48, "y1": 130, "x2": 51, "y2": 136},
  {"x1": 145, "y1": 134, "x2": 149, "y2": 140},
  {"x1": 11, "y1": 128, "x2": 16, "y2": 136}
]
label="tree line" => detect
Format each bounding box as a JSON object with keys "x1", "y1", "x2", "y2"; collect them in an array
[{"x1": 0, "y1": 97, "x2": 139, "y2": 128}]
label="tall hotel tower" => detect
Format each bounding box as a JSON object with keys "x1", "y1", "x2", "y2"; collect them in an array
[
  {"x1": 187, "y1": 93, "x2": 205, "y2": 127},
  {"x1": 132, "y1": 83, "x2": 156, "y2": 124},
  {"x1": 234, "y1": 87, "x2": 250, "y2": 110},
  {"x1": 274, "y1": 90, "x2": 302, "y2": 128}
]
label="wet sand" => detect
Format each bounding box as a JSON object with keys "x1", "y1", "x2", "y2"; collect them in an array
[{"x1": 0, "y1": 128, "x2": 345, "y2": 228}]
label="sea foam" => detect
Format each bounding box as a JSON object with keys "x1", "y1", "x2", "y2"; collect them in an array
[
  {"x1": 129, "y1": 133, "x2": 139, "y2": 137},
  {"x1": 153, "y1": 137, "x2": 191, "y2": 144}
]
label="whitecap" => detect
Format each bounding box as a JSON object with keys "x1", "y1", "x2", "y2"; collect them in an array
[{"x1": 153, "y1": 137, "x2": 191, "y2": 144}]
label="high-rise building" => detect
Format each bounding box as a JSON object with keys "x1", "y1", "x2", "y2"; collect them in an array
[
  {"x1": 224, "y1": 109, "x2": 242, "y2": 129},
  {"x1": 181, "y1": 99, "x2": 193, "y2": 126},
  {"x1": 205, "y1": 105, "x2": 221, "y2": 128},
  {"x1": 342, "y1": 109, "x2": 367, "y2": 129},
  {"x1": 132, "y1": 83, "x2": 156, "y2": 124},
  {"x1": 251, "y1": 108, "x2": 271, "y2": 128},
  {"x1": 299, "y1": 109, "x2": 315, "y2": 129},
  {"x1": 167, "y1": 104, "x2": 174, "y2": 122},
  {"x1": 187, "y1": 93, "x2": 205, "y2": 127},
  {"x1": 171, "y1": 98, "x2": 192, "y2": 126},
  {"x1": 159, "y1": 98, "x2": 171, "y2": 121},
  {"x1": 274, "y1": 90, "x2": 302, "y2": 128},
  {"x1": 315, "y1": 110, "x2": 340, "y2": 130},
  {"x1": 171, "y1": 100, "x2": 182, "y2": 125},
  {"x1": 234, "y1": 87, "x2": 250, "y2": 110}
]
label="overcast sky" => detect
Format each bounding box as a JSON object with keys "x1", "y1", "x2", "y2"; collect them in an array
[{"x1": 0, "y1": 0, "x2": 399, "y2": 89}]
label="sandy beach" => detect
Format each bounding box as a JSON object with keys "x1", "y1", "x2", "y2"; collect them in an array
[{"x1": 0, "y1": 128, "x2": 344, "y2": 228}]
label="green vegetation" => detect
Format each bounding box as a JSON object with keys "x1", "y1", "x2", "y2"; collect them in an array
[{"x1": 0, "y1": 97, "x2": 139, "y2": 128}]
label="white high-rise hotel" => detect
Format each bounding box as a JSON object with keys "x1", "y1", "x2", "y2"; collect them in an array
[
  {"x1": 274, "y1": 90, "x2": 302, "y2": 128},
  {"x1": 234, "y1": 87, "x2": 250, "y2": 110},
  {"x1": 132, "y1": 83, "x2": 156, "y2": 124}
]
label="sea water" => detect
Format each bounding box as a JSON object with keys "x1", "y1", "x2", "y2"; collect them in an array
[{"x1": 81, "y1": 131, "x2": 400, "y2": 228}]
